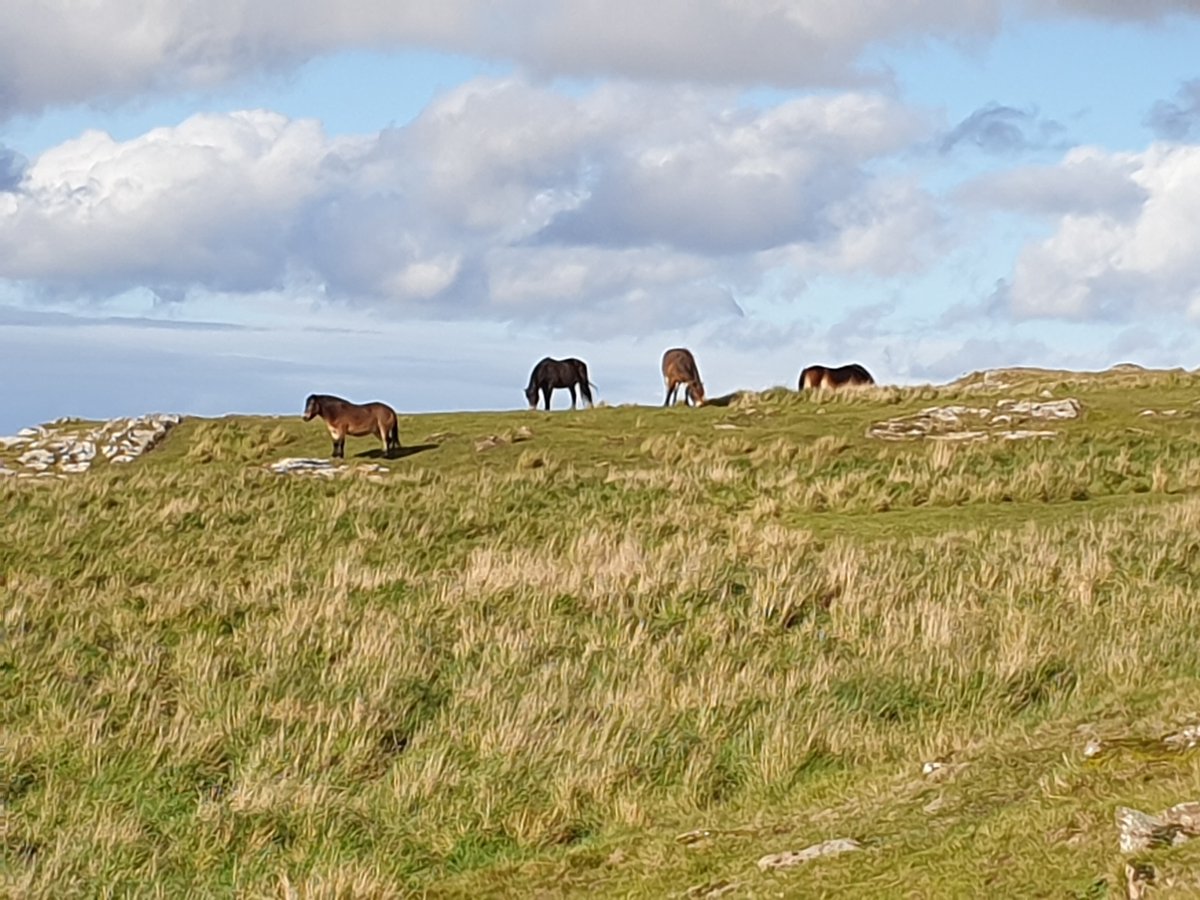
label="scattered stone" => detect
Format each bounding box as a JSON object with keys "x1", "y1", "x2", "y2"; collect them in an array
[
  {"x1": 1083, "y1": 738, "x2": 1104, "y2": 759},
  {"x1": 475, "y1": 436, "x2": 504, "y2": 452},
  {"x1": 604, "y1": 848, "x2": 626, "y2": 867},
  {"x1": 267, "y1": 458, "x2": 389, "y2": 479},
  {"x1": 999, "y1": 430, "x2": 1059, "y2": 441},
  {"x1": 757, "y1": 838, "x2": 862, "y2": 872},
  {"x1": 513, "y1": 426, "x2": 534, "y2": 442},
  {"x1": 1164, "y1": 725, "x2": 1200, "y2": 750},
  {"x1": 2, "y1": 413, "x2": 180, "y2": 477},
  {"x1": 713, "y1": 423, "x2": 742, "y2": 430},
  {"x1": 1115, "y1": 803, "x2": 1200, "y2": 853},
  {"x1": 868, "y1": 398, "x2": 1080, "y2": 442}
]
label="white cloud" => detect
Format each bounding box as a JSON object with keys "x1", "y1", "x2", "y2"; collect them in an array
[
  {"x1": 0, "y1": 80, "x2": 939, "y2": 334},
  {"x1": 957, "y1": 147, "x2": 1147, "y2": 217},
  {"x1": 0, "y1": 1, "x2": 994, "y2": 117},
  {"x1": 997, "y1": 143, "x2": 1200, "y2": 319},
  {"x1": 9, "y1": 1, "x2": 1200, "y2": 119}
]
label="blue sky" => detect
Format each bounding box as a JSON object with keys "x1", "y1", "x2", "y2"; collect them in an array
[{"x1": 3, "y1": 2, "x2": 1200, "y2": 433}]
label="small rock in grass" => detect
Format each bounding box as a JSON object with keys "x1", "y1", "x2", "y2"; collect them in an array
[{"x1": 757, "y1": 838, "x2": 861, "y2": 871}]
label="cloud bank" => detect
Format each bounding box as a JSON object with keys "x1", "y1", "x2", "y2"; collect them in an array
[
  {"x1": 4, "y1": 1, "x2": 1200, "y2": 119},
  {"x1": 0, "y1": 81, "x2": 936, "y2": 334}
]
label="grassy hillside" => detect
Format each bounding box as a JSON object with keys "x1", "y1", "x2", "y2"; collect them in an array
[{"x1": 5, "y1": 367, "x2": 1200, "y2": 897}]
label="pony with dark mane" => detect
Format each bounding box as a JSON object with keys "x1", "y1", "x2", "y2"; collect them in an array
[
  {"x1": 303, "y1": 394, "x2": 400, "y2": 458},
  {"x1": 798, "y1": 363, "x2": 875, "y2": 391},
  {"x1": 661, "y1": 348, "x2": 706, "y2": 406},
  {"x1": 525, "y1": 357, "x2": 596, "y2": 410}
]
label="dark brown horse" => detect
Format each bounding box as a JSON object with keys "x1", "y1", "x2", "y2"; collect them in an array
[
  {"x1": 662, "y1": 348, "x2": 706, "y2": 406},
  {"x1": 303, "y1": 394, "x2": 400, "y2": 458},
  {"x1": 798, "y1": 363, "x2": 875, "y2": 391},
  {"x1": 525, "y1": 357, "x2": 596, "y2": 410}
]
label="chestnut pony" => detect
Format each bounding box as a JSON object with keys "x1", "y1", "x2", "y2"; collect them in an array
[
  {"x1": 798, "y1": 364, "x2": 875, "y2": 391},
  {"x1": 661, "y1": 348, "x2": 706, "y2": 406},
  {"x1": 303, "y1": 394, "x2": 400, "y2": 458}
]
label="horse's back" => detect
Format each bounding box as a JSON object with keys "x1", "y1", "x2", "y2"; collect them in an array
[
  {"x1": 663, "y1": 348, "x2": 698, "y2": 380},
  {"x1": 800, "y1": 363, "x2": 874, "y2": 389}
]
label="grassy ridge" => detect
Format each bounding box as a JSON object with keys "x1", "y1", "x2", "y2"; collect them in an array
[{"x1": 4, "y1": 369, "x2": 1200, "y2": 897}]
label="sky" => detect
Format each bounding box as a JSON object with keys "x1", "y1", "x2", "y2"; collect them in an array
[{"x1": 4, "y1": 1, "x2": 1200, "y2": 432}]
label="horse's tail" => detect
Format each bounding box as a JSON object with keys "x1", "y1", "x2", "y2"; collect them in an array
[
  {"x1": 388, "y1": 418, "x2": 400, "y2": 447},
  {"x1": 581, "y1": 379, "x2": 597, "y2": 405}
]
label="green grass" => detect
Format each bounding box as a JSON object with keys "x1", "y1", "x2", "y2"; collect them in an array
[{"x1": 4, "y1": 368, "x2": 1200, "y2": 897}]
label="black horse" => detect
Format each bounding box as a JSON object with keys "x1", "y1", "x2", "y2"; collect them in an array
[{"x1": 524, "y1": 357, "x2": 596, "y2": 410}]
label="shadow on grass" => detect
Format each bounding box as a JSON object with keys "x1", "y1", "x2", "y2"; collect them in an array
[
  {"x1": 703, "y1": 391, "x2": 752, "y2": 408},
  {"x1": 354, "y1": 443, "x2": 439, "y2": 460}
]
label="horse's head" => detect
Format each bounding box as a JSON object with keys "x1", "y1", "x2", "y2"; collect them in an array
[
  {"x1": 524, "y1": 385, "x2": 539, "y2": 409},
  {"x1": 302, "y1": 394, "x2": 320, "y2": 420},
  {"x1": 688, "y1": 381, "x2": 707, "y2": 406}
]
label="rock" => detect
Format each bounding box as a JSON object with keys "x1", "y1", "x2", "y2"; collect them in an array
[
  {"x1": 1115, "y1": 806, "x2": 1189, "y2": 853},
  {"x1": 995, "y1": 398, "x2": 1081, "y2": 420},
  {"x1": 999, "y1": 430, "x2": 1058, "y2": 441},
  {"x1": 1163, "y1": 725, "x2": 1200, "y2": 750},
  {"x1": 513, "y1": 426, "x2": 534, "y2": 442},
  {"x1": 1083, "y1": 738, "x2": 1104, "y2": 759},
  {"x1": 757, "y1": 838, "x2": 862, "y2": 871},
  {"x1": 474, "y1": 436, "x2": 504, "y2": 452},
  {"x1": 869, "y1": 398, "x2": 1080, "y2": 442}
]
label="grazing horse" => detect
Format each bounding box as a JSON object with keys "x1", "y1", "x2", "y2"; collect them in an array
[
  {"x1": 661, "y1": 348, "x2": 706, "y2": 407},
  {"x1": 303, "y1": 394, "x2": 400, "y2": 459},
  {"x1": 524, "y1": 357, "x2": 596, "y2": 411},
  {"x1": 798, "y1": 363, "x2": 875, "y2": 391}
]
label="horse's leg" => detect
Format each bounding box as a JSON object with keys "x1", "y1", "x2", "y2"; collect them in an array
[
  {"x1": 542, "y1": 387, "x2": 551, "y2": 411},
  {"x1": 333, "y1": 430, "x2": 345, "y2": 459},
  {"x1": 664, "y1": 378, "x2": 674, "y2": 407},
  {"x1": 569, "y1": 384, "x2": 577, "y2": 409}
]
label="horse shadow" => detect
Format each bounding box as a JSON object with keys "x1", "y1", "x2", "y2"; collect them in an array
[
  {"x1": 702, "y1": 391, "x2": 750, "y2": 408},
  {"x1": 354, "y1": 443, "x2": 438, "y2": 460}
]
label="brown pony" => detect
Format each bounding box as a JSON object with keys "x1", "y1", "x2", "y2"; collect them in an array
[
  {"x1": 798, "y1": 363, "x2": 875, "y2": 391},
  {"x1": 303, "y1": 394, "x2": 400, "y2": 458},
  {"x1": 525, "y1": 357, "x2": 596, "y2": 410},
  {"x1": 661, "y1": 348, "x2": 706, "y2": 406}
]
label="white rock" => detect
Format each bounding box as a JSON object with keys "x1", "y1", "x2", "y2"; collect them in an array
[{"x1": 757, "y1": 838, "x2": 862, "y2": 871}]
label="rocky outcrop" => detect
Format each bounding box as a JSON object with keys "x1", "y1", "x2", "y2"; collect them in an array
[
  {"x1": 868, "y1": 398, "x2": 1081, "y2": 442},
  {"x1": 0, "y1": 413, "x2": 180, "y2": 478}
]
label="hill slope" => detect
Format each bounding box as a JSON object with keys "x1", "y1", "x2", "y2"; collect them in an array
[{"x1": 5, "y1": 369, "x2": 1200, "y2": 897}]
